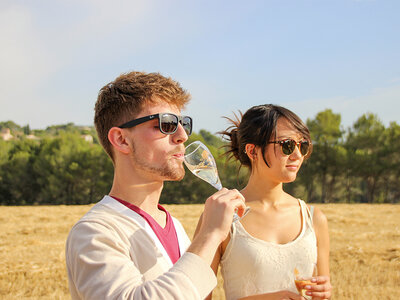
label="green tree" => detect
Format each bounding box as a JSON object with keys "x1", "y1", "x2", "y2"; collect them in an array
[
  {"x1": 0, "y1": 139, "x2": 41, "y2": 205},
  {"x1": 0, "y1": 139, "x2": 13, "y2": 204},
  {"x1": 82, "y1": 145, "x2": 114, "y2": 204},
  {"x1": 379, "y1": 121, "x2": 400, "y2": 203},
  {"x1": 0, "y1": 121, "x2": 22, "y2": 132},
  {"x1": 33, "y1": 133, "x2": 112, "y2": 204},
  {"x1": 23, "y1": 124, "x2": 31, "y2": 135},
  {"x1": 1, "y1": 115, "x2": 399, "y2": 205},
  {"x1": 199, "y1": 129, "x2": 224, "y2": 148},
  {"x1": 304, "y1": 109, "x2": 344, "y2": 203},
  {"x1": 346, "y1": 113, "x2": 386, "y2": 203}
]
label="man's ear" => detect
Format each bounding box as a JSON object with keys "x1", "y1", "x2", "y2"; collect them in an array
[{"x1": 108, "y1": 127, "x2": 130, "y2": 155}]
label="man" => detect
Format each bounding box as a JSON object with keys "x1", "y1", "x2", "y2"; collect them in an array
[{"x1": 66, "y1": 71, "x2": 245, "y2": 299}]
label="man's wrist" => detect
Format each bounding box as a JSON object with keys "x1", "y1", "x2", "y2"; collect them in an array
[
  {"x1": 174, "y1": 252, "x2": 217, "y2": 298},
  {"x1": 186, "y1": 231, "x2": 222, "y2": 265}
]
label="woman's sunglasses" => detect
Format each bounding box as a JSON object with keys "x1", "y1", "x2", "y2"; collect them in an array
[
  {"x1": 118, "y1": 113, "x2": 193, "y2": 136},
  {"x1": 268, "y1": 139, "x2": 310, "y2": 156}
]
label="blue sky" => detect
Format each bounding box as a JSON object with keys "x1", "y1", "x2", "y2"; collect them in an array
[{"x1": 1, "y1": 0, "x2": 399, "y2": 134}]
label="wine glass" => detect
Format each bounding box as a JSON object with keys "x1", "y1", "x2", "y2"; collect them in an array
[
  {"x1": 184, "y1": 141, "x2": 250, "y2": 222},
  {"x1": 294, "y1": 264, "x2": 317, "y2": 299}
]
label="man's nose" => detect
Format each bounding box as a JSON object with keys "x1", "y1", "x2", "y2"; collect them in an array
[{"x1": 172, "y1": 122, "x2": 188, "y2": 144}]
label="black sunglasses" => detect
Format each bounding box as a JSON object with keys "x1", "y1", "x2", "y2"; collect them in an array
[
  {"x1": 118, "y1": 113, "x2": 193, "y2": 136},
  {"x1": 268, "y1": 139, "x2": 310, "y2": 156}
]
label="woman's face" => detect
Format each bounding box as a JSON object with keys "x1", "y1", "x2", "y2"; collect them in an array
[{"x1": 254, "y1": 117, "x2": 306, "y2": 184}]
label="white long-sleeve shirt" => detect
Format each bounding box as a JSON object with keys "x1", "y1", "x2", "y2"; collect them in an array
[{"x1": 66, "y1": 196, "x2": 217, "y2": 299}]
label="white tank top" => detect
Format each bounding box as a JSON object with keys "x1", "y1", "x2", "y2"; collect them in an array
[{"x1": 220, "y1": 199, "x2": 317, "y2": 300}]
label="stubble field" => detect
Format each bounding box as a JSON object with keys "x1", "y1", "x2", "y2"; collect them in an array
[{"x1": 0, "y1": 204, "x2": 399, "y2": 300}]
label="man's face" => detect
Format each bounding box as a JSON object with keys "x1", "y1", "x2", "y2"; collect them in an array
[{"x1": 125, "y1": 102, "x2": 188, "y2": 182}]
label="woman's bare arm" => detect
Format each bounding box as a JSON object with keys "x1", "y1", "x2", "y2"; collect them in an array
[{"x1": 306, "y1": 206, "x2": 332, "y2": 299}]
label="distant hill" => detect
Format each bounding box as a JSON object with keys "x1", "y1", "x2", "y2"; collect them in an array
[{"x1": 0, "y1": 121, "x2": 97, "y2": 141}]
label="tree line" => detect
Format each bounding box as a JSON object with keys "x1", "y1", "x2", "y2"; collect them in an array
[{"x1": 0, "y1": 109, "x2": 399, "y2": 205}]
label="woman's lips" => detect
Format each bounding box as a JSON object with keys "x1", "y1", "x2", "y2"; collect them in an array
[{"x1": 286, "y1": 165, "x2": 299, "y2": 171}]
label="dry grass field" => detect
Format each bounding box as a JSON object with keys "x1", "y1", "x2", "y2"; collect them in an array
[{"x1": 0, "y1": 204, "x2": 399, "y2": 300}]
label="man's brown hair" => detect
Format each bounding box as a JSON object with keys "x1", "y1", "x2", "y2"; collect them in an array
[{"x1": 94, "y1": 71, "x2": 191, "y2": 160}]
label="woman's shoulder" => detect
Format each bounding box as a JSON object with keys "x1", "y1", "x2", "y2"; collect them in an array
[
  {"x1": 307, "y1": 205, "x2": 329, "y2": 237},
  {"x1": 310, "y1": 206, "x2": 327, "y2": 224}
]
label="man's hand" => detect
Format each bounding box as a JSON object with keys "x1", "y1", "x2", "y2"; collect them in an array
[
  {"x1": 199, "y1": 188, "x2": 246, "y2": 242},
  {"x1": 186, "y1": 188, "x2": 246, "y2": 264}
]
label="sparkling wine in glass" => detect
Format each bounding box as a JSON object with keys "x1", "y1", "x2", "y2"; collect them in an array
[
  {"x1": 184, "y1": 141, "x2": 222, "y2": 190},
  {"x1": 184, "y1": 141, "x2": 249, "y2": 221},
  {"x1": 294, "y1": 265, "x2": 317, "y2": 300}
]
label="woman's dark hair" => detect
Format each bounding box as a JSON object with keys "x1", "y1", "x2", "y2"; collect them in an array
[{"x1": 219, "y1": 104, "x2": 312, "y2": 169}]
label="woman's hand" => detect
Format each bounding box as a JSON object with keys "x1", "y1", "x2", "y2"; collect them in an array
[
  {"x1": 304, "y1": 276, "x2": 332, "y2": 300},
  {"x1": 240, "y1": 290, "x2": 306, "y2": 300},
  {"x1": 269, "y1": 291, "x2": 306, "y2": 300}
]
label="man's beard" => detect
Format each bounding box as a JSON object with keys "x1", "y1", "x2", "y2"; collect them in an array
[{"x1": 129, "y1": 141, "x2": 185, "y2": 181}]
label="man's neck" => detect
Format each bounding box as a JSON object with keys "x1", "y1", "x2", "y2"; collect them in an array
[{"x1": 109, "y1": 172, "x2": 165, "y2": 216}]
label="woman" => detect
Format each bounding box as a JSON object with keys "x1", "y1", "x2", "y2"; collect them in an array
[{"x1": 197, "y1": 104, "x2": 331, "y2": 300}]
